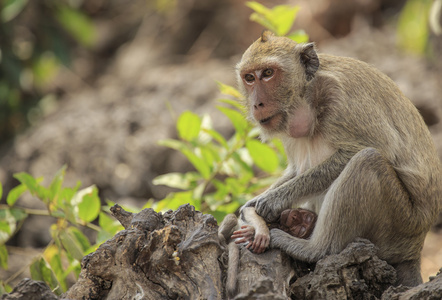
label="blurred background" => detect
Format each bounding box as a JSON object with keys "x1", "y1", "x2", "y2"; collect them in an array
[{"x1": 0, "y1": 0, "x2": 441, "y2": 290}]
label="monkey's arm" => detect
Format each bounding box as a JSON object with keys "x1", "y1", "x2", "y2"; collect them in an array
[
  {"x1": 237, "y1": 207, "x2": 270, "y2": 253},
  {"x1": 253, "y1": 149, "x2": 355, "y2": 222}
]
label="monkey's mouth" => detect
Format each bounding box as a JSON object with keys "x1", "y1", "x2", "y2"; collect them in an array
[{"x1": 259, "y1": 115, "x2": 274, "y2": 125}]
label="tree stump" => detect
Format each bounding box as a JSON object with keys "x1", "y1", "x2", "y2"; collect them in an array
[
  {"x1": 4, "y1": 204, "x2": 441, "y2": 299},
  {"x1": 64, "y1": 204, "x2": 223, "y2": 299}
]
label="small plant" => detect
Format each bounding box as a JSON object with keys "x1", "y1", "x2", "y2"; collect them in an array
[
  {"x1": 150, "y1": 82, "x2": 287, "y2": 221},
  {"x1": 246, "y1": 1, "x2": 309, "y2": 42},
  {"x1": 0, "y1": 166, "x2": 123, "y2": 294}
]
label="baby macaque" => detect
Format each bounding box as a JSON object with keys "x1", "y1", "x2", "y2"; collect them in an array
[
  {"x1": 219, "y1": 207, "x2": 317, "y2": 298},
  {"x1": 230, "y1": 207, "x2": 317, "y2": 253},
  {"x1": 274, "y1": 208, "x2": 317, "y2": 239}
]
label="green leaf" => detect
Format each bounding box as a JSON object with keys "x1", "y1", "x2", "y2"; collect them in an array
[
  {"x1": 0, "y1": 221, "x2": 11, "y2": 240},
  {"x1": 96, "y1": 230, "x2": 113, "y2": 246},
  {"x1": 0, "y1": 282, "x2": 12, "y2": 294},
  {"x1": 219, "y1": 200, "x2": 243, "y2": 213},
  {"x1": 287, "y1": 29, "x2": 309, "y2": 43},
  {"x1": 0, "y1": 208, "x2": 28, "y2": 244},
  {"x1": 97, "y1": 212, "x2": 123, "y2": 244},
  {"x1": 247, "y1": 2, "x2": 275, "y2": 32},
  {"x1": 217, "y1": 106, "x2": 249, "y2": 136},
  {"x1": 59, "y1": 230, "x2": 84, "y2": 261},
  {"x1": 210, "y1": 211, "x2": 228, "y2": 223},
  {"x1": 271, "y1": 5, "x2": 300, "y2": 36},
  {"x1": 397, "y1": 0, "x2": 431, "y2": 55},
  {"x1": 32, "y1": 52, "x2": 60, "y2": 87},
  {"x1": 246, "y1": 140, "x2": 279, "y2": 173},
  {"x1": 216, "y1": 81, "x2": 243, "y2": 99},
  {"x1": 1, "y1": 0, "x2": 28, "y2": 22},
  {"x1": 44, "y1": 245, "x2": 66, "y2": 291},
  {"x1": 0, "y1": 244, "x2": 8, "y2": 269},
  {"x1": 202, "y1": 128, "x2": 228, "y2": 148},
  {"x1": 99, "y1": 212, "x2": 119, "y2": 233},
  {"x1": 247, "y1": 176, "x2": 277, "y2": 193},
  {"x1": 49, "y1": 165, "x2": 67, "y2": 202},
  {"x1": 55, "y1": 5, "x2": 96, "y2": 48},
  {"x1": 246, "y1": 2, "x2": 301, "y2": 37},
  {"x1": 246, "y1": 2, "x2": 271, "y2": 17},
  {"x1": 153, "y1": 172, "x2": 200, "y2": 190},
  {"x1": 13, "y1": 173, "x2": 47, "y2": 202},
  {"x1": 58, "y1": 182, "x2": 81, "y2": 208},
  {"x1": 177, "y1": 111, "x2": 202, "y2": 141},
  {"x1": 73, "y1": 185, "x2": 101, "y2": 223},
  {"x1": 68, "y1": 227, "x2": 90, "y2": 252},
  {"x1": 6, "y1": 178, "x2": 28, "y2": 206},
  {"x1": 181, "y1": 148, "x2": 211, "y2": 179},
  {"x1": 225, "y1": 177, "x2": 246, "y2": 195},
  {"x1": 229, "y1": 151, "x2": 254, "y2": 177},
  {"x1": 200, "y1": 146, "x2": 220, "y2": 166},
  {"x1": 30, "y1": 257, "x2": 62, "y2": 295},
  {"x1": 158, "y1": 138, "x2": 187, "y2": 151},
  {"x1": 250, "y1": 13, "x2": 275, "y2": 32},
  {"x1": 155, "y1": 191, "x2": 197, "y2": 211},
  {"x1": 9, "y1": 208, "x2": 27, "y2": 221},
  {"x1": 217, "y1": 99, "x2": 246, "y2": 113}
]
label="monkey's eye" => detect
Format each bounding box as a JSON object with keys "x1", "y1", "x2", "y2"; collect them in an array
[
  {"x1": 244, "y1": 74, "x2": 255, "y2": 83},
  {"x1": 262, "y1": 68, "x2": 274, "y2": 78}
]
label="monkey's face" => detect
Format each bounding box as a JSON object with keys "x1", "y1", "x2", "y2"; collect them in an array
[
  {"x1": 236, "y1": 31, "x2": 319, "y2": 139},
  {"x1": 279, "y1": 208, "x2": 317, "y2": 239},
  {"x1": 239, "y1": 63, "x2": 289, "y2": 134}
]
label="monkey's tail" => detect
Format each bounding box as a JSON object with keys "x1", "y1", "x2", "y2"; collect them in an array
[{"x1": 226, "y1": 241, "x2": 239, "y2": 299}]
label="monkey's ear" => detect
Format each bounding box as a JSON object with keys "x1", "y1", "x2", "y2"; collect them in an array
[
  {"x1": 300, "y1": 43, "x2": 319, "y2": 81},
  {"x1": 260, "y1": 30, "x2": 275, "y2": 42}
]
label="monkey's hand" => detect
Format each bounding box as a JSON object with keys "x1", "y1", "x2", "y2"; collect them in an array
[
  {"x1": 269, "y1": 228, "x2": 292, "y2": 251},
  {"x1": 254, "y1": 194, "x2": 285, "y2": 223},
  {"x1": 231, "y1": 225, "x2": 255, "y2": 245},
  {"x1": 249, "y1": 226, "x2": 270, "y2": 254},
  {"x1": 231, "y1": 225, "x2": 270, "y2": 254}
]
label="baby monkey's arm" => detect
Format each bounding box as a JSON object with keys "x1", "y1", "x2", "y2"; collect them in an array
[{"x1": 231, "y1": 207, "x2": 270, "y2": 254}]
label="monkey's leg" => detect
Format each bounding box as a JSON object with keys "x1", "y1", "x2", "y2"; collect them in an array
[
  {"x1": 218, "y1": 215, "x2": 241, "y2": 298},
  {"x1": 218, "y1": 214, "x2": 239, "y2": 246},
  {"x1": 270, "y1": 147, "x2": 424, "y2": 286},
  {"x1": 226, "y1": 241, "x2": 239, "y2": 299}
]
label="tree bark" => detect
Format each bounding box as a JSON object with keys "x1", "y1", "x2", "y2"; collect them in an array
[{"x1": 3, "y1": 204, "x2": 442, "y2": 300}]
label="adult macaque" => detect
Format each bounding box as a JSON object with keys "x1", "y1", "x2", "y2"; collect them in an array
[{"x1": 235, "y1": 31, "x2": 441, "y2": 286}]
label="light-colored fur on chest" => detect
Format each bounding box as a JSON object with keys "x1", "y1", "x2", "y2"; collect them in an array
[
  {"x1": 281, "y1": 136, "x2": 335, "y2": 213},
  {"x1": 283, "y1": 135, "x2": 335, "y2": 175}
]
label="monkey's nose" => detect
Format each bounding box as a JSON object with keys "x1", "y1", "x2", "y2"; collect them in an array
[{"x1": 254, "y1": 102, "x2": 264, "y2": 110}]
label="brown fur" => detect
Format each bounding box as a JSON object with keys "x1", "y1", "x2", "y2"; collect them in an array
[
  {"x1": 218, "y1": 214, "x2": 239, "y2": 298},
  {"x1": 236, "y1": 31, "x2": 442, "y2": 286}
]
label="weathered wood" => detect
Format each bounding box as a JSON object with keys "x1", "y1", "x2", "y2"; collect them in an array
[
  {"x1": 4, "y1": 205, "x2": 441, "y2": 300},
  {"x1": 1, "y1": 278, "x2": 58, "y2": 300},
  {"x1": 64, "y1": 204, "x2": 223, "y2": 299},
  {"x1": 381, "y1": 268, "x2": 442, "y2": 300},
  {"x1": 290, "y1": 239, "x2": 396, "y2": 299},
  {"x1": 234, "y1": 248, "x2": 294, "y2": 299}
]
